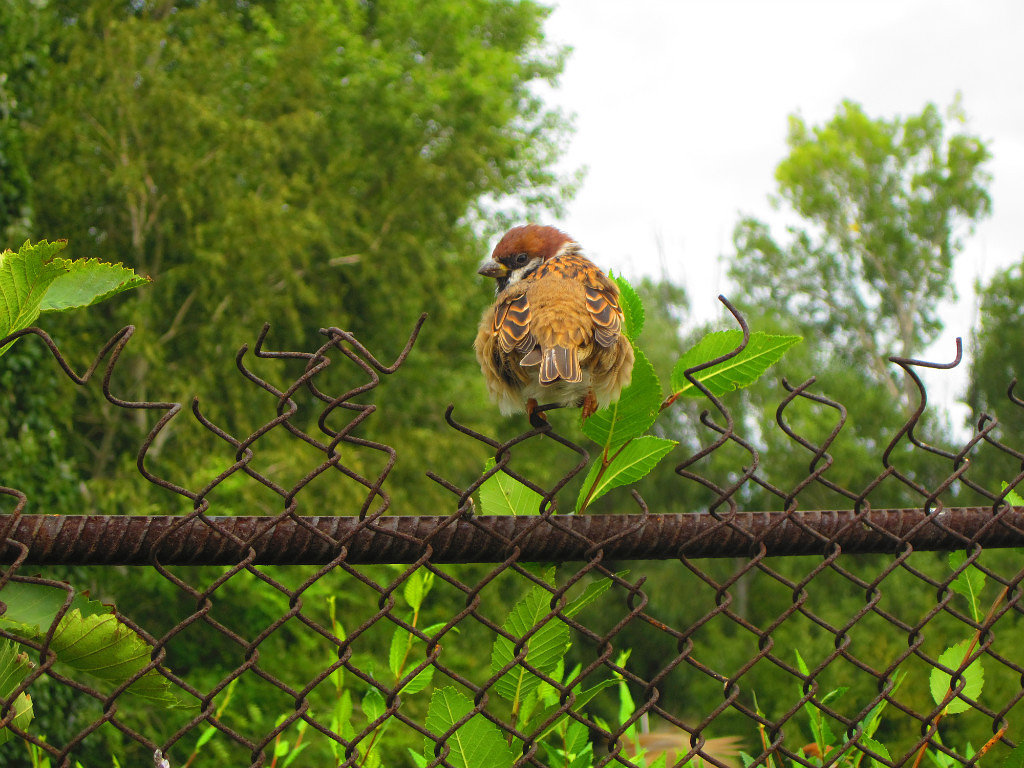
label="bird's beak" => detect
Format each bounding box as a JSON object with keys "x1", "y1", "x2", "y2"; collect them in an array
[{"x1": 477, "y1": 258, "x2": 507, "y2": 279}]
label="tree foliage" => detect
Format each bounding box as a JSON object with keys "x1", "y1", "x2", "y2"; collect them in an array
[
  {"x1": 966, "y1": 258, "x2": 1024, "y2": 493},
  {"x1": 14, "y1": 0, "x2": 573, "y2": 501},
  {"x1": 730, "y1": 100, "x2": 991, "y2": 401},
  {"x1": 725, "y1": 101, "x2": 992, "y2": 508}
]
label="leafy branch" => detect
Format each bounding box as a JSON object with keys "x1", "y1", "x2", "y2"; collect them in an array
[
  {"x1": 0, "y1": 239, "x2": 149, "y2": 355},
  {"x1": 574, "y1": 279, "x2": 800, "y2": 513}
]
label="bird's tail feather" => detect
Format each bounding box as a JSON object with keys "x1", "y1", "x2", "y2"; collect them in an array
[{"x1": 539, "y1": 346, "x2": 582, "y2": 384}]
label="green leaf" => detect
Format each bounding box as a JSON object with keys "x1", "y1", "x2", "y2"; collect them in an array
[
  {"x1": 582, "y1": 348, "x2": 661, "y2": 450},
  {"x1": 612, "y1": 274, "x2": 644, "y2": 341},
  {"x1": 670, "y1": 330, "x2": 801, "y2": 398},
  {"x1": 999, "y1": 744, "x2": 1024, "y2": 768},
  {"x1": 0, "y1": 240, "x2": 72, "y2": 352},
  {"x1": 564, "y1": 718, "x2": 589, "y2": 756},
  {"x1": 929, "y1": 640, "x2": 984, "y2": 714},
  {"x1": 858, "y1": 736, "x2": 891, "y2": 768},
  {"x1": 520, "y1": 679, "x2": 618, "y2": 743},
  {"x1": 563, "y1": 572, "x2": 624, "y2": 618},
  {"x1": 478, "y1": 457, "x2": 545, "y2": 515},
  {"x1": 399, "y1": 662, "x2": 435, "y2": 696},
  {"x1": 362, "y1": 686, "x2": 386, "y2": 722},
  {"x1": 0, "y1": 641, "x2": 34, "y2": 746},
  {"x1": 0, "y1": 240, "x2": 148, "y2": 357},
  {"x1": 999, "y1": 482, "x2": 1023, "y2": 507},
  {"x1": 490, "y1": 586, "x2": 571, "y2": 704},
  {"x1": 0, "y1": 581, "x2": 75, "y2": 635},
  {"x1": 40, "y1": 258, "x2": 149, "y2": 312},
  {"x1": 335, "y1": 689, "x2": 354, "y2": 740},
  {"x1": 389, "y1": 626, "x2": 408, "y2": 678},
  {"x1": 403, "y1": 568, "x2": 434, "y2": 612},
  {"x1": 575, "y1": 436, "x2": 677, "y2": 512},
  {"x1": 794, "y1": 650, "x2": 835, "y2": 752},
  {"x1": 568, "y1": 747, "x2": 596, "y2": 768},
  {"x1": 48, "y1": 610, "x2": 185, "y2": 705},
  {"x1": 424, "y1": 687, "x2": 515, "y2": 768},
  {"x1": 948, "y1": 551, "x2": 985, "y2": 622}
]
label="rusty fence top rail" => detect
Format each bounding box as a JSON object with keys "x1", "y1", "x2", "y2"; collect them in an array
[{"x1": 3, "y1": 507, "x2": 1024, "y2": 565}]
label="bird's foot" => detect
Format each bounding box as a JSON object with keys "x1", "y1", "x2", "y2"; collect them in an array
[
  {"x1": 526, "y1": 398, "x2": 549, "y2": 428},
  {"x1": 581, "y1": 390, "x2": 599, "y2": 421}
]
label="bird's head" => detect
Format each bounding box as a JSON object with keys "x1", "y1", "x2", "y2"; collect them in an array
[{"x1": 478, "y1": 225, "x2": 574, "y2": 293}]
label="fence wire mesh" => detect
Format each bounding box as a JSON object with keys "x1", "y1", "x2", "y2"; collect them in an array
[{"x1": 0, "y1": 312, "x2": 1022, "y2": 768}]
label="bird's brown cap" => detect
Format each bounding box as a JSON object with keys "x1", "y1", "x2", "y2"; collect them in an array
[{"x1": 491, "y1": 225, "x2": 574, "y2": 263}]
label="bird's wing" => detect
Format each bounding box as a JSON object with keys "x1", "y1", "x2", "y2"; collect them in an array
[
  {"x1": 493, "y1": 291, "x2": 536, "y2": 355},
  {"x1": 584, "y1": 283, "x2": 624, "y2": 348}
]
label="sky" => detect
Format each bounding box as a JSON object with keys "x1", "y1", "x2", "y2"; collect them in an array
[{"x1": 538, "y1": 0, "x2": 1024, "y2": 416}]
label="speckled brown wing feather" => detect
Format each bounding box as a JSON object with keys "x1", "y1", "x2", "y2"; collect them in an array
[
  {"x1": 493, "y1": 291, "x2": 536, "y2": 356},
  {"x1": 584, "y1": 284, "x2": 624, "y2": 348}
]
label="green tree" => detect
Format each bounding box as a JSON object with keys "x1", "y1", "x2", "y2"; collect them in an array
[
  {"x1": 20, "y1": 0, "x2": 573, "y2": 503},
  {"x1": 727, "y1": 100, "x2": 992, "y2": 507},
  {"x1": 1, "y1": 2, "x2": 576, "y2": 764},
  {"x1": 0, "y1": 2, "x2": 44, "y2": 245},
  {"x1": 965, "y1": 259, "x2": 1024, "y2": 495}
]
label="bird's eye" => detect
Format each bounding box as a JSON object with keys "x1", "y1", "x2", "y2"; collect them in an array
[{"x1": 513, "y1": 252, "x2": 530, "y2": 267}]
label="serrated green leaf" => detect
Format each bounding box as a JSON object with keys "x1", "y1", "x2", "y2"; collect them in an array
[
  {"x1": 564, "y1": 718, "x2": 589, "y2": 755},
  {"x1": 576, "y1": 436, "x2": 677, "y2": 512},
  {"x1": 389, "y1": 626, "x2": 408, "y2": 678},
  {"x1": 563, "y1": 572, "x2": 624, "y2": 618},
  {"x1": 336, "y1": 689, "x2": 354, "y2": 740},
  {"x1": 520, "y1": 679, "x2": 618, "y2": 743},
  {"x1": 403, "y1": 568, "x2": 433, "y2": 612},
  {"x1": 40, "y1": 257, "x2": 149, "y2": 312},
  {"x1": 999, "y1": 482, "x2": 1023, "y2": 507},
  {"x1": 424, "y1": 687, "x2": 515, "y2": 768},
  {"x1": 670, "y1": 330, "x2": 801, "y2": 398},
  {"x1": 0, "y1": 581, "x2": 74, "y2": 635},
  {"x1": 43, "y1": 612, "x2": 173, "y2": 705},
  {"x1": 612, "y1": 275, "x2": 644, "y2": 341},
  {"x1": 929, "y1": 640, "x2": 984, "y2": 714},
  {"x1": 0, "y1": 641, "x2": 34, "y2": 746},
  {"x1": 399, "y1": 662, "x2": 435, "y2": 696},
  {"x1": 794, "y1": 648, "x2": 809, "y2": 676},
  {"x1": 0, "y1": 240, "x2": 72, "y2": 352},
  {"x1": 820, "y1": 686, "x2": 847, "y2": 706},
  {"x1": 569, "y1": 746, "x2": 596, "y2": 768},
  {"x1": 582, "y1": 348, "x2": 661, "y2": 449},
  {"x1": 362, "y1": 686, "x2": 386, "y2": 722},
  {"x1": 858, "y1": 736, "x2": 891, "y2": 768},
  {"x1": 479, "y1": 457, "x2": 545, "y2": 515},
  {"x1": 490, "y1": 587, "x2": 571, "y2": 704},
  {"x1": 948, "y1": 551, "x2": 985, "y2": 621},
  {"x1": 49, "y1": 610, "x2": 184, "y2": 705}
]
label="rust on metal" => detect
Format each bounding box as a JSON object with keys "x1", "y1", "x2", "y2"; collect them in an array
[{"x1": 2, "y1": 507, "x2": 1024, "y2": 565}]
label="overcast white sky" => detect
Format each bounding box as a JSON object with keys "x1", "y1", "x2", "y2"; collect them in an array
[{"x1": 539, "y1": 0, "x2": 1024, "y2": 413}]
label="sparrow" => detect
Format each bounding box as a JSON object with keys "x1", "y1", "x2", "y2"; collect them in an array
[{"x1": 474, "y1": 225, "x2": 634, "y2": 425}]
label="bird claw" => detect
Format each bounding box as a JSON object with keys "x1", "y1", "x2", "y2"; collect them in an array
[
  {"x1": 581, "y1": 390, "x2": 598, "y2": 421},
  {"x1": 526, "y1": 398, "x2": 549, "y2": 428}
]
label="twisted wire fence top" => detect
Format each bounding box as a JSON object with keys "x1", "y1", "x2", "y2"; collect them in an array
[{"x1": 1, "y1": 305, "x2": 1023, "y2": 768}]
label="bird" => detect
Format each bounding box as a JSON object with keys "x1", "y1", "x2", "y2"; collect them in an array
[{"x1": 474, "y1": 224, "x2": 634, "y2": 426}]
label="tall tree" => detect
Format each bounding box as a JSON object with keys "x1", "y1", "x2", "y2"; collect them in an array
[
  {"x1": 726, "y1": 101, "x2": 992, "y2": 507},
  {"x1": 730, "y1": 100, "x2": 990, "y2": 404},
  {"x1": 18, "y1": 0, "x2": 574, "y2": 505},
  {"x1": 966, "y1": 259, "x2": 1024, "y2": 495}
]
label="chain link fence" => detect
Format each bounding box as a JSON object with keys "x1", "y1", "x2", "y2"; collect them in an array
[{"x1": 0, "y1": 314, "x2": 1022, "y2": 768}]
